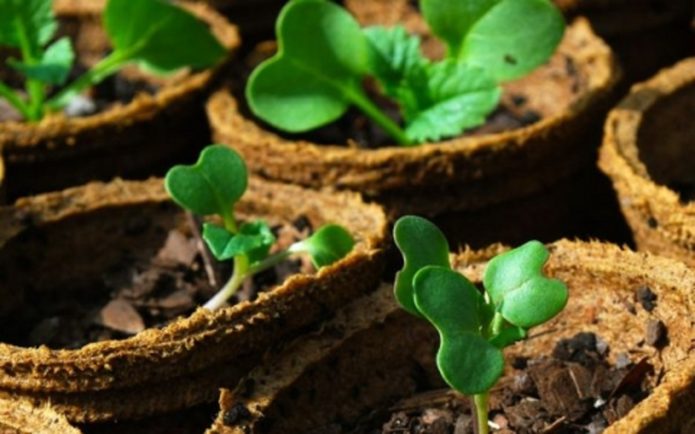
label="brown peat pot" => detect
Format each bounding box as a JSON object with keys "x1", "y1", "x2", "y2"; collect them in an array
[
  {"x1": 0, "y1": 177, "x2": 387, "y2": 422},
  {"x1": 209, "y1": 240, "x2": 695, "y2": 434},
  {"x1": 0, "y1": 0, "x2": 240, "y2": 200},
  {"x1": 207, "y1": 19, "x2": 618, "y2": 219},
  {"x1": 0, "y1": 396, "x2": 80, "y2": 434},
  {"x1": 599, "y1": 58, "x2": 695, "y2": 267}
]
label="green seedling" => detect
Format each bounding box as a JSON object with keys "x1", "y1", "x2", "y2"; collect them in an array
[
  {"x1": 165, "y1": 145, "x2": 355, "y2": 311},
  {"x1": 0, "y1": 0, "x2": 225, "y2": 121},
  {"x1": 393, "y1": 216, "x2": 568, "y2": 434},
  {"x1": 247, "y1": 0, "x2": 564, "y2": 146}
]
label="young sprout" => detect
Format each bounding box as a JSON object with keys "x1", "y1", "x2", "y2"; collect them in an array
[
  {"x1": 246, "y1": 0, "x2": 564, "y2": 146},
  {"x1": 0, "y1": 0, "x2": 225, "y2": 121},
  {"x1": 165, "y1": 145, "x2": 356, "y2": 311},
  {"x1": 393, "y1": 216, "x2": 568, "y2": 434}
]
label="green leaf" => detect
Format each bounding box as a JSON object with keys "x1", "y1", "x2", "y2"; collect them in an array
[
  {"x1": 413, "y1": 266, "x2": 503, "y2": 395},
  {"x1": 104, "y1": 0, "x2": 225, "y2": 74},
  {"x1": 203, "y1": 221, "x2": 275, "y2": 263},
  {"x1": 9, "y1": 37, "x2": 74, "y2": 85},
  {"x1": 165, "y1": 145, "x2": 247, "y2": 220},
  {"x1": 405, "y1": 60, "x2": 501, "y2": 143},
  {"x1": 489, "y1": 324, "x2": 526, "y2": 348},
  {"x1": 420, "y1": 0, "x2": 499, "y2": 57},
  {"x1": 483, "y1": 241, "x2": 568, "y2": 328},
  {"x1": 246, "y1": 0, "x2": 369, "y2": 132},
  {"x1": 363, "y1": 25, "x2": 429, "y2": 118},
  {"x1": 393, "y1": 216, "x2": 450, "y2": 316},
  {"x1": 0, "y1": 0, "x2": 57, "y2": 50},
  {"x1": 459, "y1": 0, "x2": 565, "y2": 82},
  {"x1": 290, "y1": 224, "x2": 355, "y2": 268}
]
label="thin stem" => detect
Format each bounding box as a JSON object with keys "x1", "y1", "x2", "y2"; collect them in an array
[
  {"x1": 222, "y1": 211, "x2": 238, "y2": 234},
  {"x1": 203, "y1": 255, "x2": 250, "y2": 310},
  {"x1": 490, "y1": 312, "x2": 505, "y2": 337},
  {"x1": 247, "y1": 250, "x2": 292, "y2": 275},
  {"x1": 0, "y1": 81, "x2": 31, "y2": 119},
  {"x1": 14, "y1": 17, "x2": 45, "y2": 121},
  {"x1": 346, "y1": 87, "x2": 412, "y2": 146},
  {"x1": 46, "y1": 51, "x2": 127, "y2": 109},
  {"x1": 473, "y1": 393, "x2": 490, "y2": 434}
]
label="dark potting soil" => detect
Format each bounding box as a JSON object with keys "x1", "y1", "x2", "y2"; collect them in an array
[
  {"x1": 367, "y1": 332, "x2": 659, "y2": 434},
  {"x1": 0, "y1": 216, "x2": 313, "y2": 349}
]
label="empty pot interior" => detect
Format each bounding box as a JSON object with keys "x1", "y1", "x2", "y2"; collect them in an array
[{"x1": 636, "y1": 82, "x2": 695, "y2": 201}]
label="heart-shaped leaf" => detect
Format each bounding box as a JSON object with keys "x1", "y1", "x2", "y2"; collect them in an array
[
  {"x1": 105, "y1": 0, "x2": 225, "y2": 74},
  {"x1": 290, "y1": 224, "x2": 355, "y2": 268},
  {"x1": 246, "y1": 0, "x2": 369, "y2": 132},
  {"x1": 459, "y1": 0, "x2": 565, "y2": 82},
  {"x1": 483, "y1": 240, "x2": 568, "y2": 328},
  {"x1": 413, "y1": 266, "x2": 503, "y2": 395},
  {"x1": 165, "y1": 145, "x2": 247, "y2": 221},
  {"x1": 203, "y1": 221, "x2": 275, "y2": 263},
  {"x1": 405, "y1": 60, "x2": 501, "y2": 143},
  {"x1": 393, "y1": 216, "x2": 450, "y2": 316},
  {"x1": 420, "y1": 0, "x2": 498, "y2": 57}
]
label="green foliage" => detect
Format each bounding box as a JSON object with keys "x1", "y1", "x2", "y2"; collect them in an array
[
  {"x1": 104, "y1": 0, "x2": 225, "y2": 74},
  {"x1": 0, "y1": 0, "x2": 225, "y2": 121},
  {"x1": 246, "y1": 0, "x2": 563, "y2": 146},
  {"x1": 203, "y1": 221, "x2": 275, "y2": 263},
  {"x1": 165, "y1": 144, "x2": 247, "y2": 223},
  {"x1": 165, "y1": 145, "x2": 356, "y2": 310},
  {"x1": 290, "y1": 224, "x2": 356, "y2": 268},
  {"x1": 246, "y1": 0, "x2": 369, "y2": 133},
  {"x1": 393, "y1": 216, "x2": 568, "y2": 397},
  {"x1": 393, "y1": 215, "x2": 450, "y2": 316}
]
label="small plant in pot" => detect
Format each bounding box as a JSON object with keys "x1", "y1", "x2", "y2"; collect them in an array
[
  {"x1": 165, "y1": 144, "x2": 356, "y2": 310},
  {"x1": 246, "y1": 0, "x2": 564, "y2": 146},
  {"x1": 0, "y1": 0, "x2": 239, "y2": 198},
  {"x1": 207, "y1": 0, "x2": 619, "y2": 220},
  {"x1": 393, "y1": 215, "x2": 568, "y2": 433},
  {"x1": 0, "y1": 146, "x2": 387, "y2": 422}
]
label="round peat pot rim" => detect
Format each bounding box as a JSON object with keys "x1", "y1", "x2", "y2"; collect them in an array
[
  {"x1": 599, "y1": 57, "x2": 695, "y2": 249},
  {"x1": 207, "y1": 18, "x2": 618, "y2": 193},
  {"x1": 213, "y1": 240, "x2": 695, "y2": 434},
  {"x1": 0, "y1": 0, "x2": 240, "y2": 157},
  {"x1": 0, "y1": 395, "x2": 80, "y2": 434},
  {"x1": 0, "y1": 177, "x2": 388, "y2": 393}
]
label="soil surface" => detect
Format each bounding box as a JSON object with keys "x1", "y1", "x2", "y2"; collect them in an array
[
  {"x1": 345, "y1": 287, "x2": 664, "y2": 434},
  {"x1": 80, "y1": 403, "x2": 218, "y2": 434},
  {"x1": 0, "y1": 66, "x2": 159, "y2": 122},
  {"x1": 368, "y1": 332, "x2": 658, "y2": 434},
  {"x1": 0, "y1": 216, "x2": 313, "y2": 349}
]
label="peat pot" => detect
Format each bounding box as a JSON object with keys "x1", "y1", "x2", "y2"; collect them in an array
[
  {"x1": 0, "y1": 176, "x2": 387, "y2": 423},
  {"x1": 599, "y1": 58, "x2": 695, "y2": 267},
  {"x1": 207, "y1": 19, "x2": 619, "y2": 220},
  {"x1": 209, "y1": 240, "x2": 695, "y2": 434},
  {"x1": 0, "y1": 0, "x2": 240, "y2": 200}
]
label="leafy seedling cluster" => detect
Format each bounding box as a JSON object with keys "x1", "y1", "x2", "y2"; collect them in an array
[
  {"x1": 393, "y1": 216, "x2": 568, "y2": 434},
  {"x1": 247, "y1": 0, "x2": 564, "y2": 146},
  {"x1": 0, "y1": 0, "x2": 225, "y2": 121},
  {"x1": 165, "y1": 145, "x2": 356, "y2": 311}
]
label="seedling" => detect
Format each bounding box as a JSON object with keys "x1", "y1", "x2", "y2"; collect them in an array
[
  {"x1": 165, "y1": 145, "x2": 355, "y2": 311},
  {"x1": 393, "y1": 216, "x2": 568, "y2": 434},
  {"x1": 247, "y1": 0, "x2": 564, "y2": 146},
  {"x1": 0, "y1": 0, "x2": 225, "y2": 121}
]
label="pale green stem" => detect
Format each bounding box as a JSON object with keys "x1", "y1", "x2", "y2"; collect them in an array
[
  {"x1": 0, "y1": 81, "x2": 31, "y2": 118},
  {"x1": 247, "y1": 251, "x2": 292, "y2": 276},
  {"x1": 490, "y1": 312, "x2": 505, "y2": 337},
  {"x1": 203, "y1": 255, "x2": 250, "y2": 310},
  {"x1": 473, "y1": 393, "x2": 490, "y2": 434},
  {"x1": 14, "y1": 18, "x2": 45, "y2": 121},
  {"x1": 46, "y1": 51, "x2": 127, "y2": 109},
  {"x1": 345, "y1": 87, "x2": 412, "y2": 146}
]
